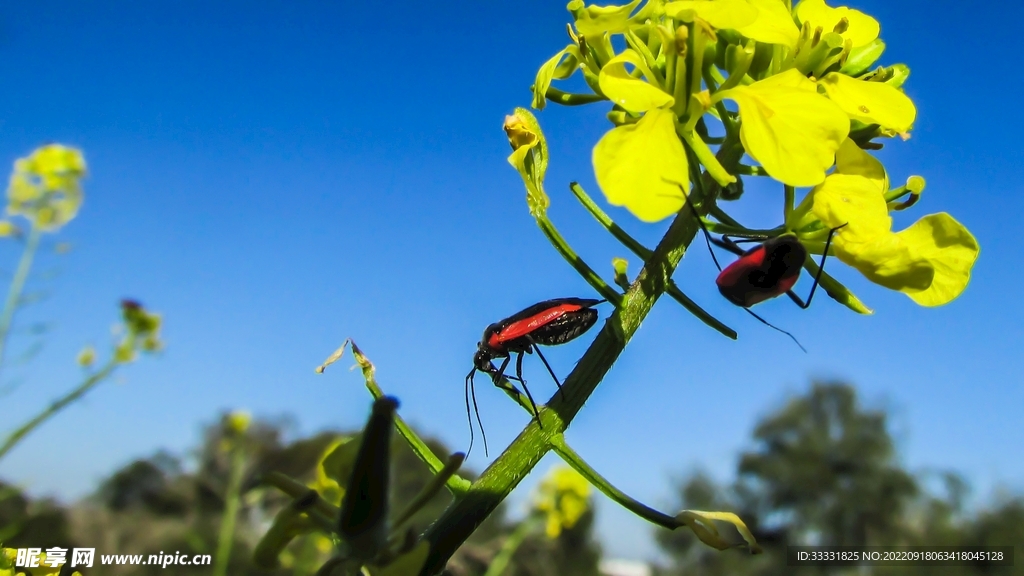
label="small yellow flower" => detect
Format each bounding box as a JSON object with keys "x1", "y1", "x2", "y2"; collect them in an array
[
  {"x1": 77, "y1": 345, "x2": 97, "y2": 367},
  {"x1": 0, "y1": 220, "x2": 20, "y2": 237},
  {"x1": 718, "y1": 69, "x2": 849, "y2": 186},
  {"x1": 6, "y1": 144, "x2": 86, "y2": 232},
  {"x1": 806, "y1": 140, "x2": 979, "y2": 306},
  {"x1": 225, "y1": 410, "x2": 252, "y2": 436},
  {"x1": 819, "y1": 72, "x2": 916, "y2": 135},
  {"x1": 532, "y1": 466, "x2": 592, "y2": 539},
  {"x1": 795, "y1": 0, "x2": 880, "y2": 48}
]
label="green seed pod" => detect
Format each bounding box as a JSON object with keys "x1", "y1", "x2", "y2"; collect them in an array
[{"x1": 338, "y1": 397, "x2": 398, "y2": 561}]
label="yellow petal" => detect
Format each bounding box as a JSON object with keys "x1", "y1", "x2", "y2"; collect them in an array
[
  {"x1": 835, "y1": 138, "x2": 887, "y2": 191},
  {"x1": 721, "y1": 69, "x2": 849, "y2": 186},
  {"x1": 819, "y1": 73, "x2": 916, "y2": 133},
  {"x1": 593, "y1": 108, "x2": 689, "y2": 222},
  {"x1": 896, "y1": 213, "x2": 979, "y2": 306},
  {"x1": 533, "y1": 44, "x2": 581, "y2": 110},
  {"x1": 837, "y1": 232, "x2": 934, "y2": 293},
  {"x1": 569, "y1": 0, "x2": 642, "y2": 38},
  {"x1": 737, "y1": 0, "x2": 801, "y2": 46},
  {"x1": 664, "y1": 0, "x2": 759, "y2": 30},
  {"x1": 794, "y1": 0, "x2": 880, "y2": 47},
  {"x1": 598, "y1": 50, "x2": 674, "y2": 113},
  {"x1": 810, "y1": 173, "x2": 890, "y2": 243}
]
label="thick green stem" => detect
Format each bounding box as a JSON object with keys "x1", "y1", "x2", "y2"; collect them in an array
[
  {"x1": 0, "y1": 225, "x2": 42, "y2": 376},
  {"x1": 213, "y1": 441, "x2": 247, "y2": 576},
  {"x1": 550, "y1": 436, "x2": 680, "y2": 529},
  {"x1": 417, "y1": 205, "x2": 700, "y2": 575},
  {"x1": 0, "y1": 357, "x2": 118, "y2": 462}
]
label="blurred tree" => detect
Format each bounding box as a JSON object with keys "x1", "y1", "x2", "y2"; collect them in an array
[
  {"x1": 736, "y1": 382, "x2": 918, "y2": 548},
  {"x1": 656, "y1": 382, "x2": 1024, "y2": 576}
]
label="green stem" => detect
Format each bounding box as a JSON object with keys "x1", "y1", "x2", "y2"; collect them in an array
[
  {"x1": 535, "y1": 216, "x2": 622, "y2": 306},
  {"x1": 482, "y1": 516, "x2": 541, "y2": 576},
  {"x1": 0, "y1": 224, "x2": 42, "y2": 376},
  {"x1": 418, "y1": 201, "x2": 701, "y2": 575},
  {"x1": 0, "y1": 357, "x2": 118, "y2": 462},
  {"x1": 542, "y1": 87, "x2": 606, "y2": 106},
  {"x1": 567, "y1": 183, "x2": 735, "y2": 339},
  {"x1": 392, "y1": 453, "x2": 465, "y2": 532},
  {"x1": 348, "y1": 343, "x2": 472, "y2": 497},
  {"x1": 213, "y1": 441, "x2": 247, "y2": 576},
  {"x1": 550, "y1": 436, "x2": 680, "y2": 529},
  {"x1": 735, "y1": 165, "x2": 769, "y2": 177},
  {"x1": 260, "y1": 472, "x2": 339, "y2": 532},
  {"x1": 625, "y1": 30, "x2": 664, "y2": 87},
  {"x1": 679, "y1": 128, "x2": 735, "y2": 187},
  {"x1": 784, "y1": 185, "x2": 795, "y2": 223}
]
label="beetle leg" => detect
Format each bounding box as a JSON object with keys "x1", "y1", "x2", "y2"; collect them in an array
[
  {"x1": 515, "y1": 351, "x2": 542, "y2": 424},
  {"x1": 789, "y1": 223, "x2": 848, "y2": 309},
  {"x1": 528, "y1": 339, "x2": 565, "y2": 401}
]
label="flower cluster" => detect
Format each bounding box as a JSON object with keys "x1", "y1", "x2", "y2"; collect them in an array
[
  {"x1": 530, "y1": 0, "x2": 978, "y2": 308},
  {"x1": 532, "y1": 466, "x2": 593, "y2": 538},
  {"x1": 4, "y1": 144, "x2": 86, "y2": 233}
]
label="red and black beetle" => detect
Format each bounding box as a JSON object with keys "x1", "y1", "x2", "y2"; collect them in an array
[
  {"x1": 466, "y1": 297, "x2": 603, "y2": 455},
  {"x1": 698, "y1": 227, "x2": 847, "y2": 351}
]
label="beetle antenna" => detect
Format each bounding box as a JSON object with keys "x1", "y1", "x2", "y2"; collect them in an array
[
  {"x1": 464, "y1": 370, "x2": 489, "y2": 458},
  {"x1": 742, "y1": 308, "x2": 807, "y2": 353},
  {"x1": 678, "y1": 185, "x2": 724, "y2": 272}
]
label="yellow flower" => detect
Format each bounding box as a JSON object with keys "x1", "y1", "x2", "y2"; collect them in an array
[
  {"x1": 795, "y1": 0, "x2": 880, "y2": 48},
  {"x1": 532, "y1": 466, "x2": 592, "y2": 538},
  {"x1": 718, "y1": 69, "x2": 849, "y2": 186},
  {"x1": 504, "y1": 109, "x2": 551, "y2": 215},
  {"x1": 6, "y1": 144, "x2": 86, "y2": 231},
  {"x1": 225, "y1": 410, "x2": 252, "y2": 435},
  {"x1": 818, "y1": 72, "x2": 916, "y2": 135},
  {"x1": 77, "y1": 345, "x2": 97, "y2": 367},
  {"x1": 807, "y1": 140, "x2": 979, "y2": 306},
  {"x1": 591, "y1": 47, "x2": 690, "y2": 222}
]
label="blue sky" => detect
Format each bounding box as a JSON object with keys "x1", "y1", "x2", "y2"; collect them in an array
[{"x1": 1, "y1": 0, "x2": 1021, "y2": 562}]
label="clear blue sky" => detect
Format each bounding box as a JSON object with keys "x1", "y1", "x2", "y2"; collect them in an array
[{"x1": 1, "y1": 0, "x2": 1021, "y2": 561}]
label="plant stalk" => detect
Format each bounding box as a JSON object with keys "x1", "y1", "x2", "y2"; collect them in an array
[{"x1": 417, "y1": 204, "x2": 701, "y2": 575}]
